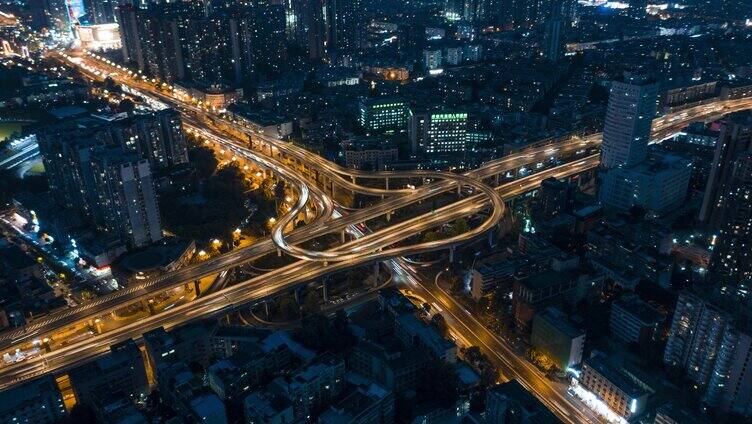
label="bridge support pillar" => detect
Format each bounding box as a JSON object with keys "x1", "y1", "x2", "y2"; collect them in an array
[
  {"x1": 277, "y1": 248, "x2": 282, "y2": 257},
  {"x1": 341, "y1": 230, "x2": 346, "y2": 244},
  {"x1": 385, "y1": 177, "x2": 389, "y2": 190},
  {"x1": 495, "y1": 174, "x2": 500, "y2": 186},
  {"x1": 449, "y1": 246, "x2": 455, "y2": 263},
  {"x1": 457, "y1": 183, "x2": 462, "y2": 196},
  {"x1": 264, "y1": 301, "x2": 270, "y2": 317},
  {"x1": 322, "y1": 281, "x2": 329, "y2": 302},
  {"x1": 193, "y1": 279, "x2": 201, "y2": 297},
  {"x1": 294, "y1": 288, "x2": 302, "y2": 305},
  {"x1": 373, "y1": 262, "x2": 379, "y2": 277},
  {"x1": 386, "y1": 211, "x2": 391, "y2": 222}
]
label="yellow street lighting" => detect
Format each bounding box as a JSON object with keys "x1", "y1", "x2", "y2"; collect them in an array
[
  {"x1": 198, "y1": 250, "x2": 207, "y2": 256},
  {"x1": 212, "y1": 239, "x2": 221, "y2": 245}
]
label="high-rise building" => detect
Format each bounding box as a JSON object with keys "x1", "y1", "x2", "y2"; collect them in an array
[
  {"x1": 542, "y1": 17, "x2": 565, "y2": 62},
  {"x1": 358, "y1": 98, "x2": 411, "y2": 133},
  {"x1": 664, "y1": 292, "x2": 752, "y2": 417},
  {"x1": 699, "y1": 113, "x2": 752, "y2": 225},
  {"x1": 83, "y1": 0, "x2": 116, "y2": 23},
  {"x1": 0, "y1": 375, "x2": 67, "y2": 424},
  {"x1": 306, "y1": 0, "x2": 327, "y2": 60},
  {"x1": 409, "y1": 111, "x2": 468, "y2": 156},
  {"x1": 664, "y1": 292, "x2": 729, "y2": 385},
  {"x1": 600, "y1": 75, "x2": 659, "y2": 169},
  {"x1": 235, "y1": 2, "x2": 288, "y2": 79},
  {"x1": 117, "y1": 4, "x2": 145, "y2": 69},
  {"x1": 37, "y1": 118, "x2": 111, "y2": 220},
  {"x1": 90, "y1": 148, "x2": 163, "y2": 248},
  {"x1": 709, "y1": 153, "x2": 752, "y2": 281},
  {"x1": 138, "y1": 7, "x2": 185, "y2": 82},
  {"x1": 44, "y1": 0, "x2": 73, "y2": 37},
  {"x1": 326, "y1": 0, "x2": 362, "y2": 51}
]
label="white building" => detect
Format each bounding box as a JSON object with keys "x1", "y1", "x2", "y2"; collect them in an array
[
  {"x1": 423, "y1": 49, "x2": 443, "y2": 71},
  {"x1": 599, "y1": 153, "x2": 691, "y2": 214},
  {"x1": 600, "y1": 75, "x2": 659, "y2": 169}
]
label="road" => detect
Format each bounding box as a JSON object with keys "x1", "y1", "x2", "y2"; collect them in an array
[{"x1": 0, "y1": 47, "x2": 750, "y2": 422}]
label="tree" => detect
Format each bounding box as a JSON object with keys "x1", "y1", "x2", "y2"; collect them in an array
[
  {"x1": 278, "y1": 297, "x2": 299, "y2": 320},
  {"x1": 423, "y1": 230, "x2": 442, "y2": 243},
  {"x1": 189, "y1": 146, "x2": 218, "y2": 180},
  {"x1": 417, "y1": 359, "x2": 460, "y2": 407},
  {"x1": 275, "y1": 180, "x2": 287, "y2": 202},
  {"x1": 431, "y1": 313, "x2": 448, "y2": 338},
  {"x1": 302, "y1": 290, "x2": 322, "y2": 315},
  {"x1": 452, "y1": 218, "x2": 469, "y2": 236},
  {"x1": 118, "y1": 98, "x2": 135, "y2": 113},
  {"x1": 628, "y1": 204, "x2": 647, "y2": 222}
]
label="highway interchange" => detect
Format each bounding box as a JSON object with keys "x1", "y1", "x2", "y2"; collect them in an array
[{"x1": 1, "y1": 50, "x2": 752, "y2": 423}]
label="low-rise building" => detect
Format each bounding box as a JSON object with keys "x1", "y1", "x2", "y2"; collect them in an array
[
  {"x1": 530, "y1": 307, "x2": 585, "y2": 370},
  {"x1": 610, "y1": 295, "x2": 665, "y2": 345},
  {"x1": 317, "y1": 384, "x2": 395, "y2": 424},
  {"x1": 579, "y1": 354, "x2": 649, "y2": 419},
  {"x1": 485, "y1": 379, "x2": 562, "y2": 423},
  {"x1": 0, "y1": 375, "x2": 67, "y2": 424}
]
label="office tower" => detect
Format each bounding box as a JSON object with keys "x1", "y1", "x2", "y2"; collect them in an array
[
  {"x1": 326, "y1": 0, "x2": 362, "y2": 51},
  {"x1": 117, "y1": 4, "x2": 145, "y2": 69},
  {"x1": 91, "y1": 148, "x2": 163, "y2": 248},
  {"x1": 599, "y1": 75, "x2": 659, "y2": 169},
  {"x1": 409, "y1": 112, "x2": 468, "y2": 156},
  {"x1": 542, "y1": 17, "x2": 565, "y2": 62},
  {"x1": 358, "y1": 98, "x2": 411, "y2": 133},
  {"x1": 68, "y1": 340, "x2": 150, "y2": 408},
  {"x1": 710, "y1": 153, "x2": 752, "y2": 282},
  {"x1": 0, "y1": 375, "x2": 67, "y2": 424},
  {"x1": 699, "y1": 114, "x2": 752, "y2": 224}
]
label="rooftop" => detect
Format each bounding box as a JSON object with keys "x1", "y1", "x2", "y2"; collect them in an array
[{"x1": 583, "y1": 354, "x2": 648, "y2": 399}]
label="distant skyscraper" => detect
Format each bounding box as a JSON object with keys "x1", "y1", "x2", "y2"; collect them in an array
[
  {"x1": 326, "y1": 0, "x2": 362, "y2": 51},
  {"x1": 117, "y1": 4, "x2": 145, "y2": 69},
  {"x1": 709, "y1": 153, "x2": 752, "y2": 282},
  {"x1": 599, "y1": 75, "x2": 659, "y2": 169},
  {"x1": 699, "y1": 114, "x2": 752, "y2": 225},
  {"x1": 307, "y1": 0, "x2": 327, "y2": 60},
  {"x1": 91, "y1": 148, "x2": 163, "y2": 248},
  {"x1": 542, "y1": 17, "x2": 565, "y2": 62},
  {"x1": 83, "y1": 0, "x2": 116, "y2": 23}
]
